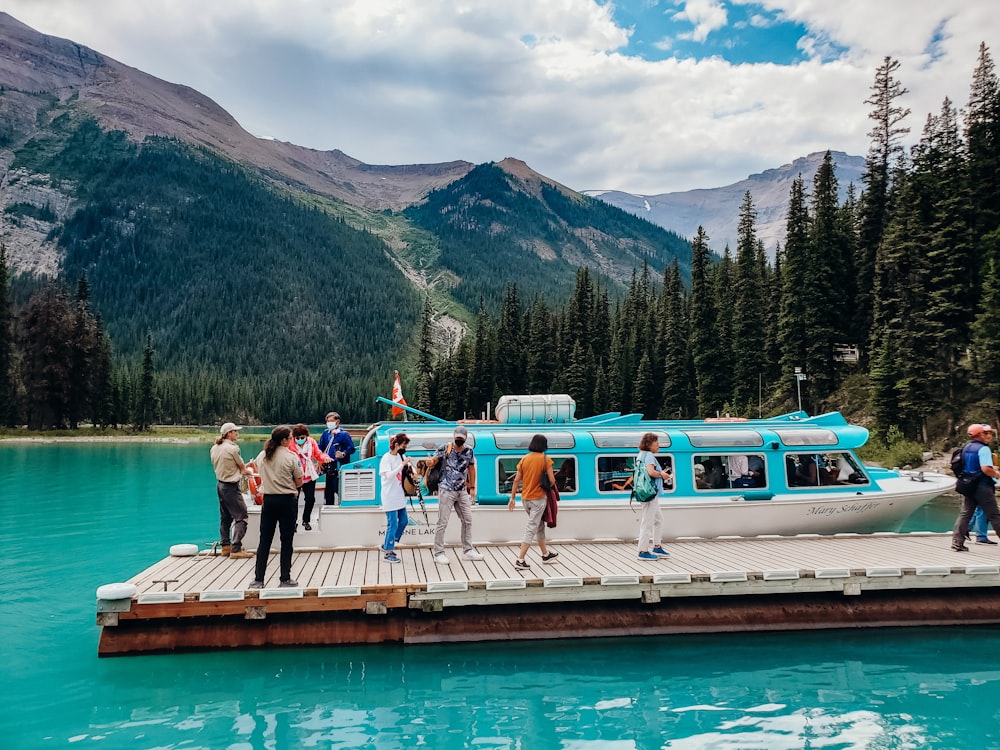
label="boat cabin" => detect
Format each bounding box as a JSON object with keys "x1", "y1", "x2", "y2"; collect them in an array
[{"x1": 336, "y1": 396, "x2": 875, "y2": 507}]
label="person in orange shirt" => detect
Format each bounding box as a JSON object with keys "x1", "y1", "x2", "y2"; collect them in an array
[{"x1": 507, "y1": 434, "x2": 559, "y2": 570}]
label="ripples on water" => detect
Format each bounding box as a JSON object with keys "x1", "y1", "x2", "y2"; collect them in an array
[{"x1": 3, "y1": 444, "x2": 1000, "y2": 749}]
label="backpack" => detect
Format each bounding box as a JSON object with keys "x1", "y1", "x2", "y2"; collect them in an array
[
  {"x1": 950, "y1": 445, "x2": 966, "y2": 477},
  {"x1": 952, "y1": 441, "x2": 985, "y2": 496},
  {"x1": 631, "y1": 452, "x2": 658, "y2": 503},
  {"x1": 423, "y1": 444, "x2": 451, "y2": 494}
]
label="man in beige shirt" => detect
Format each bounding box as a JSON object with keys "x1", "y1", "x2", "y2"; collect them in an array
[{"x1": 209, "y1": 422, "x2": 254, "y2": 558}]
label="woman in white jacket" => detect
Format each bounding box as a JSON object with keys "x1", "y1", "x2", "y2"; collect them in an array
[{"x1": 378, "y1": 433, "x2": 412, "y2": 564}]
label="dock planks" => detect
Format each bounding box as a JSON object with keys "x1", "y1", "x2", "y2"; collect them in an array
[{"x1": 96, "y1": 532, "x2": 1000, "y2": 655}]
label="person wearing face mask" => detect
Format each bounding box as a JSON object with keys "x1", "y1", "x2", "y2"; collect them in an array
[
  {"x1": 426, "y1": 425, "x2": 483, "y2": 565},
  {"x1": 379, "y1": 433, "x2": 412, "y2": 564},
  {"x1": 317, "y1": 411, "x2": 356, "y2": 505},
  {"x1": 289, "y1": 423, "x2": 330, "y2": 531}
]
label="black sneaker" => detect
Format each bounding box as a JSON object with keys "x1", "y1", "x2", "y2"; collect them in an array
[
  {"x1": 976, "y1": 538, "x2": 998, "y2": 545},
  {"x1": 514, "y1": 558, "x2": 531, "y2": 569},
  {"x1": 303, "y1": 522, "x2": 312, "y2": 531},
  {"x1": 952, "y1": 545, "x2": 969, "y2": 552},
  {"x1": 279, "y1": 579, "x2": 299, "y2": 587},
  {"x1": 541, "y1": 552, "x2": 559, "y2": 562}
]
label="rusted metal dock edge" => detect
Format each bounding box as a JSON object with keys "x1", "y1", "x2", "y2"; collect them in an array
[{"x1": 96, "y1": 532, "x2": 1000, "y2": 656}]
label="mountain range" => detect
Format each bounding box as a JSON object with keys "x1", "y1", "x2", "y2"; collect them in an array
[
  {"x1": 587, "y1": 150, "x2": 866, "y2": 255},
  {"x1": 0, "y1": 11, "x2": 865, "y2": 419}
]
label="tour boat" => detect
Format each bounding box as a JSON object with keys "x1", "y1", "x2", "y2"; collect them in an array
[{"x1": 243, "y1": 395, "x2": 954, "y2": 551}]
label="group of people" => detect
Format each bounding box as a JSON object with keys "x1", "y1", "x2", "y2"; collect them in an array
[
  {"x1": 209, "y1": 414, "x2": 356, "y2": 587},
  {"x1": 952, "y1": 422, "x2": 1000, "y2": 551},
  {"x1": 378, "y1": 425, "x2": 485, "y2": 565}
]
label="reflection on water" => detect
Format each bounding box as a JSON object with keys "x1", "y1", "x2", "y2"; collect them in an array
[{"x1": 2, "y1": 444, "x2": 999, "y2": 749}]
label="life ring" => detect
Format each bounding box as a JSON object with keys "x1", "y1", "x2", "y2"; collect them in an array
[
  {"x1": 169, "y1": 543, "x2": 200, "y2": 557},
  {"x1": 96, "y1": 582, "x2": 137, "y2": 600},
  {"x1": 246, "y1": 461, "x2": 264, "y2": 505}
]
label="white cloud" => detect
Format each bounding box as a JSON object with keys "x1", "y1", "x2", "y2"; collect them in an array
[
  {"x1": 2, "y1": 0, "x2": 999, "y2": 194},
  {"x1": 671, "y1": 0, "x2": 729, "y2": 43}
]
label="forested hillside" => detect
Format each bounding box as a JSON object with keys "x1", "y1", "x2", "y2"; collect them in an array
[
  {"x1": 6, "y1": 115, "x2": 423, "y2": 424},
  {"x1": 406, "y1": 162, "x2": 691, "y2": 312}
]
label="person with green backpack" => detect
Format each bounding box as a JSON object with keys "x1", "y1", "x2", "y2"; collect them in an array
[{"x1": 635, "y1": 432, "x2": 672, "y2": 561}]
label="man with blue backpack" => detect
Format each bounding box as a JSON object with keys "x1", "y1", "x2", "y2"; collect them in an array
[{"x1": 951, "y1": 423, "x2": 1000, "y2": 552}]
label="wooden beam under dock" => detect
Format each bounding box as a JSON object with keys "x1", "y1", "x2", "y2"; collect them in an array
[{"x1": 96, "y1": 533, "x2": 1000, "y2": 656}]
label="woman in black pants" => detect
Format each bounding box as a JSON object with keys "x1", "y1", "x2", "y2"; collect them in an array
[{"x1": 250, "y1": 425, "x2": 303, "y2": 588}]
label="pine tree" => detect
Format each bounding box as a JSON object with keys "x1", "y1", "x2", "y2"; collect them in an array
[
  {"x1": 414, "y1": 294, "x2": 434, "y2": 412},
  {"x1": 658, "y1": 260, "x2": 694, "y2": 418},
  {"x1": 855, "y1": 56, "x2": 911, "y2": 352},
  {"x1": 134, "y1": 333, "x2": 157, "y2": 431},
  {"x1": 20, "y1": 283, "x2": 75, "y2": 429},
  {"x1": 779, "y1": 176, "x2": 811, "y2": 406},
  {"x1": 731, "y1": 192, "x2": 766, "y2": 412},
  {"x1": 965, "y1": 42, "x2": 1000, "y2": 239}
]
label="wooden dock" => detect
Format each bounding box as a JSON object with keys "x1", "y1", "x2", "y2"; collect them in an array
[{"x1": 96, "y1": 532, "x2": 1000, "y2": 656}]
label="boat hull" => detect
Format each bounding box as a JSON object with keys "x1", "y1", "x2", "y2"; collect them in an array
[{"x1": 242, "y1": 471, "x2": 954, "y2": 551}]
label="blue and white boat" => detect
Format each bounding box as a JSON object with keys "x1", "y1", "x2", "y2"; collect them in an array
[{"x1": 244, "y1": 395, "x2": 954, "y2": 550}]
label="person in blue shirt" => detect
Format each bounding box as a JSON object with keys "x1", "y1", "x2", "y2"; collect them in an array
[
  {"x1": 951, "y1": 423, "x2": 1000, "y2": 552},
  {"x1": 317, "y1": 411, "x2": 355, "y2": 505}
]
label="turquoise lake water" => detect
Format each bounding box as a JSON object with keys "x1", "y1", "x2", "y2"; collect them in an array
[{"x1": 3, "y1": 442, "x2": 1000, "y2": 749}]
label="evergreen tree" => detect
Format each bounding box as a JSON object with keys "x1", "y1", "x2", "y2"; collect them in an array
[
  {"x1": 414, "y1": 294, "x2": 434, "y2": 412},
  {"x1": 20, "y1": 283, "x2": 75, "y2": 429},
  {"x1": 494, "y1": 284, "x2": 524, "y2": 400},
  {"x1": 965, "y1": 42, "x2": 1000, "y2": 239},
  {"x1": 855, "y1": 56, "x2": 911, "y2": 352},
  {"x1": 689, "y1": 227, "x2": 724, "y2": 415},
  {"x1": 134, "y1": 332, "x2": 157, "y2": 431},
  {"x1": 918, "y1": 97, "x2": 976, "y2": 428},
  {"x1": 731, "y1": 192, "x2": 766, "y2": 412},
  {"x1": 779, "y1": 176, "x2": 811, "y2": 406},
  {"x1": 972, "y1": 229, "x2": 1000, "y2": 420},
  {"x1": 658, "y1": 260, "x2": 693, "y2": 418}
]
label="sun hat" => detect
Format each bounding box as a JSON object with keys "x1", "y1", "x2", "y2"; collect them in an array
[{"x1": 220, "y1": 422, "x2": 242, "y2": 436}]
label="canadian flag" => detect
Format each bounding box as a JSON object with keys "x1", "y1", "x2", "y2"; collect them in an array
[{"x1": 391, "y1": 370, "x2": 407, "y2": 417}]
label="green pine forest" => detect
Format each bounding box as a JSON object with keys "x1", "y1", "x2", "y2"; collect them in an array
[{"x1": 2, "y1": 45, "x2": 1000, "y2": 448}]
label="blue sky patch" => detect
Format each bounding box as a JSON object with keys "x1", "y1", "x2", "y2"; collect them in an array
[{"x1": 602, "y1": 0, "x2": 847, "y2": 65}]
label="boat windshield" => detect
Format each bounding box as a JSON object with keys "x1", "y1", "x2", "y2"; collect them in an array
[{"x1": 774, "y1": 429, "x2": 839, "y2": 446}]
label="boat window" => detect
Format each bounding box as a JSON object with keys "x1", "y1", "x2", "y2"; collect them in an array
[
  {"x1": 784, "y1": 452, "x2": 869, "y2": 488},
  {"x1": 493, "y1": 432, "x2": 575, "y2": 450},
  {"x1": 693, "y1": 454, "x2": 767, "y2": 491},
  {"x1": 396, "y1": 431, "x2": 475, "y2": 452},
  {"x1": 684, "y1": 430, "x2": 764, "y2": 448},
  {"x1": 774, "y1": 429, "x2": 839, "y2": 447},
  {"x1": 597, "y1": 454, "x2": 674, "y2": 493},
  {"x1": 553, "y1": 457, "x2": 577, "y2": 494},
  {"x1": 591, "y1": 431, "x2": 670, "y2": 448},
  {"x1": 497, "y1": 456, "x2": 578, "y2": 495}
]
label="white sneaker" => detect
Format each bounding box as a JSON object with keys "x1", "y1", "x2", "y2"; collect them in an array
[
  {"x1": 463, "y1": 549, "x2": 485, "y2": 561},
  {"x1": 433, "y1": 553, "x2": 450, "y2": 565}
]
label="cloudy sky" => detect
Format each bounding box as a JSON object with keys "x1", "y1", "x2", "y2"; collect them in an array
[{"x1": 5, "y1": 1, "x2": 998, "y2": 194}]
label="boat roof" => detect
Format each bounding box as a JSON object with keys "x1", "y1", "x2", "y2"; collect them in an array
[{"x1": 369, "y1": 400, "x2": 868, "y2": 451}]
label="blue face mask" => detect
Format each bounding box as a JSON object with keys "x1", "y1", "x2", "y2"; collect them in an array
[
  {"x1": 295, "y1": 437, "x2": 306, "y2": 446},
  {"x1": 327, "y1": 422, "x2": 338, "y2": 431}
]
